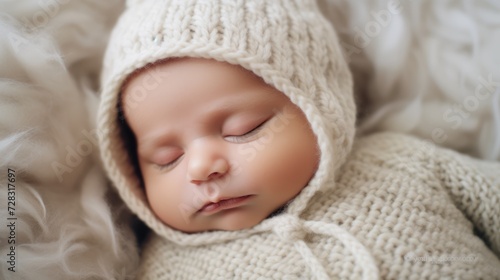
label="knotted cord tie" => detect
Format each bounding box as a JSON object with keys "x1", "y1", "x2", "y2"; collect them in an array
[{"x1": 270, "y1": 215, "x2": 380, "y2": 280}]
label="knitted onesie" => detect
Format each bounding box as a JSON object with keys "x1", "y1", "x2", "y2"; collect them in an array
[{"x1": 97, "y1": 0, "x2": 500, "y2": 279}]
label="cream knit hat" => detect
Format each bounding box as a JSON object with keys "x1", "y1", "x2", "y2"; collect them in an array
[{"x1": 98, "y1": 0, "x2": 355, "y2": 244}]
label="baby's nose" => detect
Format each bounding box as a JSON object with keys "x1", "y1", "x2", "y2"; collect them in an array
[
  {"x1": 187, "y1": 138, "x2": 229, "y2": 183},
  {"x1": 188, "y1": 157, "x2": 229, "y2": 183}
]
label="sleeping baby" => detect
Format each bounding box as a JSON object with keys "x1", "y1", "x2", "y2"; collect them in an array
[{"x1": 97, "y1": 0, "x2": 500, "y2": 279}]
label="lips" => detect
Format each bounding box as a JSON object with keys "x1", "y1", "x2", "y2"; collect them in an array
[{"x1": 198, "y1": 195, "x2": 252, "y2": 214}]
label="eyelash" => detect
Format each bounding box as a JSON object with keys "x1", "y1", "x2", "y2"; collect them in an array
[
  {"x1": 156, "y1": 155, "x2": 183, "y2": 171},
  {"x1": 225, "y1": 119, "x2": 268, "y2": 143},
  {"x1": 154, "y1": 119, "x2": 270, "y2": 171}
]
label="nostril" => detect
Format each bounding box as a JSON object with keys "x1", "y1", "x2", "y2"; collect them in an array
[
  {"x1": 187, "y1": 157, "x2": 229, "y2": 183},
  {"x1": 208, "y1": 172, "x2": 221, "y2": 180},
  {"x1": 190, "y1": 173, "x2": 221, "y2": 185}
]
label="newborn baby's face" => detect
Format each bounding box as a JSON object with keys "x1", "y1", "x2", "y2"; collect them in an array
[{"x1": 122, "y1": 58, "x2": 318, "y2": 232}]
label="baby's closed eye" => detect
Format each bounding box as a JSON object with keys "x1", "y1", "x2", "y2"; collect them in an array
[{"x1": 223, "y1": 118, "x2": 270, "y2": 143}]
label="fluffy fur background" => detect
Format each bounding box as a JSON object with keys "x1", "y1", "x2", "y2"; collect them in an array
[
  {"x1": 319, "y1": 0, "x2": 500, "y2": 160},
  {"x1": 0, "y1": 1, "x2": 138, "y2": 279},
  {"x1": 0, "y1": 0, "x2": 498, "y2": 279}
]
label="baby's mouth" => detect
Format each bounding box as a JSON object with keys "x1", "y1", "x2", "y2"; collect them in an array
[{"x1": 198, "y1": 195, "x2": 253, "y2": 215}]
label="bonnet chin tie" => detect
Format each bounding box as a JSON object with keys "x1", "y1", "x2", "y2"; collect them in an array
[{"x1": 271, "y1": 215, "x2": 380, "y2": 280}]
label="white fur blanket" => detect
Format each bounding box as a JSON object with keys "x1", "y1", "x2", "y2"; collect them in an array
[
  {"x1": 0, "y1": 0, "x2": 498, "y2": 279},
  {"x1": 0, "y1": 1, "x2": 138, "y2": 279},
  {"x1": 319, "y1": 0, "x2": 500, "y2": 160}
]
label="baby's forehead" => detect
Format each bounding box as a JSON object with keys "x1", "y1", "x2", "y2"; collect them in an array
[{"x1": 120, "y1": 57, "x2": 288, "y2": 110}]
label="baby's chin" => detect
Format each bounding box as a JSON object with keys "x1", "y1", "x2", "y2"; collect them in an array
[
  {"x1": 176, "y1": 209, "x2": 269, "y2": 233},
  {"x1": 178, "y1": 222, "x2": 257, "y2": 234}
]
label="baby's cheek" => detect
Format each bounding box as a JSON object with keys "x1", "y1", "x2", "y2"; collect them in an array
[{"x1": 143, "y1": 171, "x2": 178, "y2": 216}]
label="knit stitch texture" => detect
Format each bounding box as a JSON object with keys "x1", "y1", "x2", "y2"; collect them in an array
[
  {"x1": 97, "y1": 0, "x2": 500, "y2": 279},
  {"x1": 137, "y1": 132, "x2": 500, "y2": 280},
  {"x1": 98, "y1": 0, "x2": 354, "y2": 245}
]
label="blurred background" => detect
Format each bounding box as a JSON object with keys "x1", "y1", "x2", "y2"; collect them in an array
[{"x1": 319, "y1": 0, "x2": 500, "y2": 160}]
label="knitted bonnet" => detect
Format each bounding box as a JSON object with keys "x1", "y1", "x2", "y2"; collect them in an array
[{"x1": 98, "y1": 0, "x2": 356, "y2": 245}]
